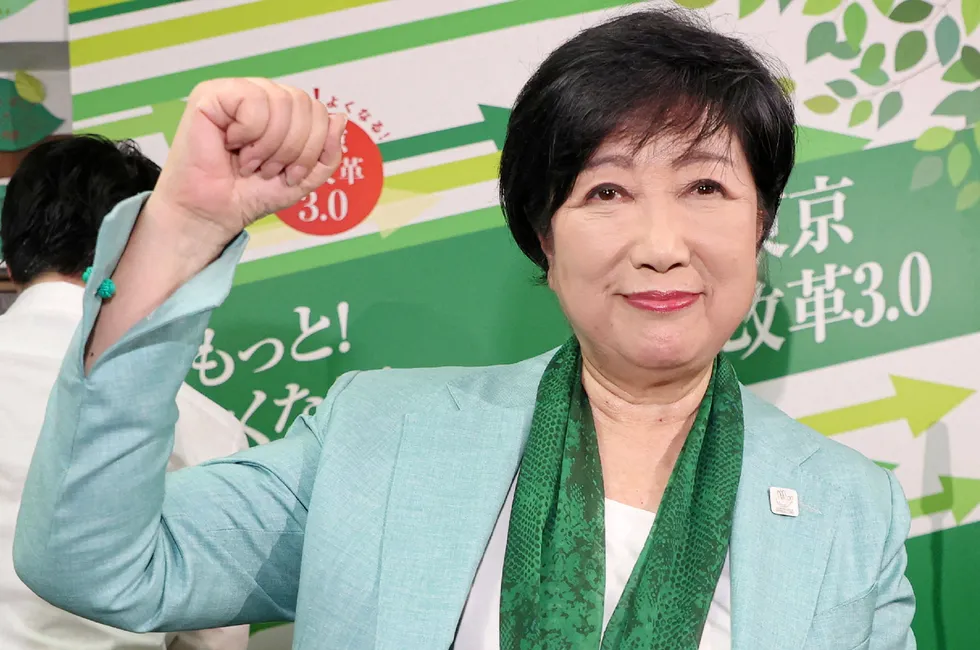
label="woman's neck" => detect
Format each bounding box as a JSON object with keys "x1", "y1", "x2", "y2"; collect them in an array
[
  {"x1": 581, "y1": 352, "x2": 713, "y2": 511},
  {"x1": 581, "y1": 354, "x2": 712, "y2": 433}
]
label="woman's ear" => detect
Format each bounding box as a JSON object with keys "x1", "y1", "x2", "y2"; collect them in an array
[
  {"x1": 538, "y1": 233, "x2": 556, "y2": 289},
  {"x1": 538, "y1": 232, "x2": 554, "y2": 266}
]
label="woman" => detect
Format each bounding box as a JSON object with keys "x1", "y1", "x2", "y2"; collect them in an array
[{"x1": 14, "y1": 8, "x2": 914, "y2": 650}]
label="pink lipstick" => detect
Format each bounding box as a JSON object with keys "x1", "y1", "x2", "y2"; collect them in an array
[{"x1": 624, "y1": 290, "x2": 700, "y2": 313}]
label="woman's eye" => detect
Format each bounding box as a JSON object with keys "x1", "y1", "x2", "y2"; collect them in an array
[
  {"x1": 692, "y1": 180, "x2": 723, "y2": 196},
  {"x1": 587, "y1": 185, "x2": 625, "y2": 201}
]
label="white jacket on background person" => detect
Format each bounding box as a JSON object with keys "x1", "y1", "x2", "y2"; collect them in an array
[{"x1": 0, "y1": 280, "x2": 252, "y2": 650}]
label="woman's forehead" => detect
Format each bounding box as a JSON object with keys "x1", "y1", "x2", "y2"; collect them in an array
[{"x1": 587, "y1": 129, "x2": 745, "y2": 170}]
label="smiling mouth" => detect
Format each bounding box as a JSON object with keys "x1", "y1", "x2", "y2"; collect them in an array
[{"x1": 623, "y1": 290, "x2": 701, "y2": 313}]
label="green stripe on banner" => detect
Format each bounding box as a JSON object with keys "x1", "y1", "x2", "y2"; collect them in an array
[
  {"x1": 72, "y1": 0, "x2": 631, "y2": 121},
  {"x1": 70, "y1": 0, "x2": 190, "y2": 24},
  {"x1": 71, "y1": 0, "x2": 384, "y2": 66},
  {"x1": 234, "y1": 205, "x2": 505, "y2": 286}
]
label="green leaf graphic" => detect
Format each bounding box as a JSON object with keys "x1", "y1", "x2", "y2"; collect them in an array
[
  {"x1": 889, "y1": 0, "x2": 932, "y2": 22},
  {"x1": 873, "y1": 0, "x2": 894, "y2": 14},
  {"x1": 853, "y1": 67, "x2": 890, "y2": 85},
  {"x1": 915, "y1": 126, "x2": 956, "y2": 151},
  {"x1": 777, "y1": 77, "x2": 797, "y2": 95},
  {"x1": 0, "y1": 78, "x2": 63, "y2": 152},
  {"x1": 975, "y1": 122, "x2": 980, "y2": 150},
  {"x1": 853, "y1": 43, "x2": 889, "y2": 85},
  {"x1": 803, "y1": 0, "x2": 843, "y2": 14},
  {"x1": 862, "y1": 42, "x2": 887, "y2": 69},
  {"x1": 805, "y1": 95, "x2": 841, "y2": 114},
  {"x1": 895, "y1": 31, "x2": 927, "y2": 71},
  {"x1": 910, "y1": 156, "x2": 944, "y2": 189},
  {"x1": 936, "y1": 16, "x2": 960, "y2": 64},
  {"x1": 962, "y1": 46, "x2": 980, "y2": 78},
  {"x1": 14, "y1": 71, "x2": 45, "y2": 104},
  {"x1": 843, "y1": 3, "x2": 868, "y2": 49},
  {"x1": 779, "y1": 0, "x2": 795, "y2": 11},
  {"x1": 943, "y1": 60, "x2": 980, "y2": 83},
  {"x1": 956, "y1": 181, "x2": 980, "y2": 210},
  {"x1": 828, "y1": 79, "x2": 859, "y2": 97},
  {"x1": 740, "y1": 0, "x2": 766, "y2": 17},
  {"x1": 933, "y1": 88, "x2": 980, "y2": 124},
  {"x1": 879, "y1": 91, "x2": 903, "y2": 126},
  {"x1": 849, "y1": 100, "x2": 873, "y2": 125},
  {"x1": 964, "y1": 0, "x2": 980, "y2": 34},
  {"x1": 832, "y1": 42, "x2": 862, "y2": 59},
  {"x1": 948, "y1": 143, "x2": 972, "y2": 186},
  {"x1": 807, "y1": 22, "x2": 839, "y2": 61}
]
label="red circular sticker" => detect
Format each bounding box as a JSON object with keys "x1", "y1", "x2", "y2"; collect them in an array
[{"x1": 277, "y1": 121, "x2": 383, "y2": 236}]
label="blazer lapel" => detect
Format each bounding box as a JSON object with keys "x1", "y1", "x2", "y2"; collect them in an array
[
  {"x1": 730, "y1": 390, "x2": 845, "y2": 649},
  {"x1": 375, "y1": 384, "x2": 533, "y2": 650}
]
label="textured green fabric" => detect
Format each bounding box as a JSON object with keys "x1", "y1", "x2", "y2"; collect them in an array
[{"x1": 500, "y1": 337, "x2": 744, "y2": 649}]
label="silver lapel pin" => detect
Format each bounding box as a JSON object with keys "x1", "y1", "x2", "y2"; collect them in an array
[{"x1": 769, "y1": 487, "x2": 800, "y2": 517}]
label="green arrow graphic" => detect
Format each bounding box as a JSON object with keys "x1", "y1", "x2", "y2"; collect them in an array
[
  {"x1": 77, "y1": 99, "x2": 185, "y2": 145},
  {"x1": 907, "y1": 476, "x2": 980, "y2": 523},
  {"x1": 378, "y1": 105, "x2": 509, "y2": 163},
  {"x1": 798, "y1": 375, "x2": 974, "y2": 437}
]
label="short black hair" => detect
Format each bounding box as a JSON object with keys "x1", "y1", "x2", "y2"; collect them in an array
[
  {"x1": 500, "y1": 7, "x2": 796, "y2": 271},
  {"x1": 0, "y1": 134, "x2": 160, "y2": 284}
]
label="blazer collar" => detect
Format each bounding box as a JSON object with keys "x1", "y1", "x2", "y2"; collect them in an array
[
  {"x1": 729, "y1": 388, "x2": 844, "y2": 649},
  {"x1": 375, "y1": 359, "x2": 545, "y2": 649},
  {"x1": 376, "y1": 355, "x2": 842, "y2": 650}
]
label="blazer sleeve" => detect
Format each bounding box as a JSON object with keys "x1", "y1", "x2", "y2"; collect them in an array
[
  {"x1": 870, "y1": 470, "x2": 917, "y2": 650},
  {"x1": 170, "y1": 382, "x2": 251, "y2": 471},
  {"x1": 12, "y1": 192, "x2": 354, "y2": 633}
]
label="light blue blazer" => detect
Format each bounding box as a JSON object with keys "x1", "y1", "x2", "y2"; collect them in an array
[{"x1": 14, "y1": 195, "x2": 916, "y2": 649}]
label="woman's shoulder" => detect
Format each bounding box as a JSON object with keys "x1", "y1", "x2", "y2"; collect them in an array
[
  {"x1": 319, "y1": 349, "x2": 557, "y2": 420},
  {"x1": 739, "y1": 386, "x2": 903, "y2": 519}
]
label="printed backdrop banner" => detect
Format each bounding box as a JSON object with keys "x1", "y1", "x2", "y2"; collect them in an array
[{"x1": 60, "y1": 0, "x2": 980, "y2": 646}]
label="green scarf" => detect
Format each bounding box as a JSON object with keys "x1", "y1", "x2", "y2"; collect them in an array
[{"x1": 500, "y1": 338, "x2": 744, "y2": 649}]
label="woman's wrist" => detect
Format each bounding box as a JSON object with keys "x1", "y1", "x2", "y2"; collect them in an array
[
  {"x1": 83, "y1": 193, "x2": 239, "y2": 372},
  {"x1": 139, "y1": 191, "x2": 238, "y2": 282}
]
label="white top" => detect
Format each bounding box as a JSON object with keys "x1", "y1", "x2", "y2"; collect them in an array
[
  {"x1": 0, "y1": 282, "x2": 251, "y2": 650},
  {"x1": 456, "y1": 482, "x2": 732, "y2": 648}
]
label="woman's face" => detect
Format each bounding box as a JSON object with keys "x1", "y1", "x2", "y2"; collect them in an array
[{"x1": 543, "y1": 129, "x2": 760, "y2": 379}]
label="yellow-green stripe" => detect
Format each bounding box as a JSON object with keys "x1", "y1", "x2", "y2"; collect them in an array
[{"x1": 71, "y1": 0, "x2": 383, "y2": 66}]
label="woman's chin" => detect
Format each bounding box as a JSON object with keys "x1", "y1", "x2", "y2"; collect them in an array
[{"x1": 613, "y1": 331, "x2": 714, "y2": 373}]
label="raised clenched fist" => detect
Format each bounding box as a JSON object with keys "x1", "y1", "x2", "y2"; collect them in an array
[{"x1": 147, "y1": 78, "x2": 347, "y2": 247}]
